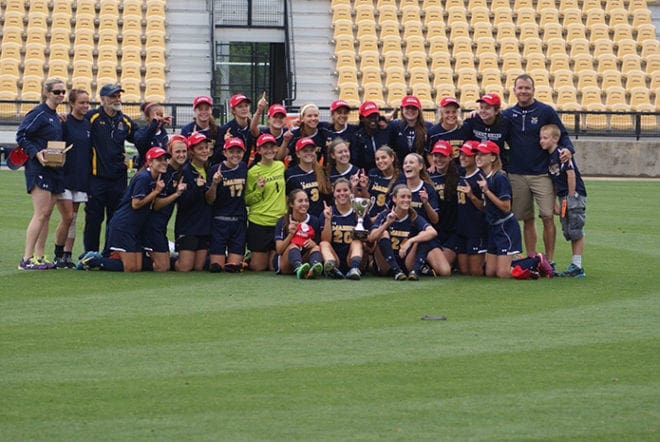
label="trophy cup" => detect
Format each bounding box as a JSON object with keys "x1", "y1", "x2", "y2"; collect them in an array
[{"x1": 351, "y1": 195, "x2": 375, "y2": 240}]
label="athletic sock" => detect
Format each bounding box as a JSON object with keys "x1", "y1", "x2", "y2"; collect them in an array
[
  {"x1": 412, "y1": 242, "x2": 431, "y2": 272},
  {"x1": 378, "y1": 238, "x2": 401, "y2": 272},
  {"x1": 54, "y1": 244, "x2": 64, "y2": 259},
  {"x1": 288, "y1": 247, "x2": 302, "y2": 269},
  {"x1": 350, "y1": 256, "x2": 361, "y2": 269},
  {"x1": 309, "y1": 251, "x2": 322, "y2": 265},
  {"x1": 572, "y1": 255, "x2": 582, "y2": 268}
]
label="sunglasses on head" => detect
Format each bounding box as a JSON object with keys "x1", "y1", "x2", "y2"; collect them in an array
[{"x1": 51, "y1": 90, "x2": 66, "y2": 95}]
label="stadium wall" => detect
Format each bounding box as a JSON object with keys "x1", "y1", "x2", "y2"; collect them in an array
[{"x1": 573, "y1": 139, "x2": 660, "y2": 177}]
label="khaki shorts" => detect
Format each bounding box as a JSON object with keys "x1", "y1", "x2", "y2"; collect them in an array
[{"x1": 510, "y1": 174, "x2": 555, "y2": 221}]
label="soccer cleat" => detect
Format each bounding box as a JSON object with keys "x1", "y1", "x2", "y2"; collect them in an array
[
  {"x1": 37, "y1": 256, "x2": 56, "y2": 270},
  {"x1": 295, "y1": 263, "x2": 310, "y2": 279},
  {"x1": 224, "y1": 263, "x2": 243, "y2": 273},
  {"x1": 407, "y1": 270, "x2": 419, "y2": 281},
  {"x1": 419, "y1": 264, "x2": 437, "y2": 277},
  {"x1": 64, "y1": 255, "x2": 75, "y2": 268},
  {"x1": 308, "y1": 262, "x2": 324, "y2": 279},
  {"x1": 393, "y1": 270, "x2": 407, "y2": 281},
  {"x1": 561, "y1": 263, "x2": 586, "y2": 278},
  {"x1": 208, "y1": 263, "x2": 223, "y2": 273},
  {"x1": 18, "y1": 257, "x2": 48, "y2": 270},
  {"x1": 536, "y1": 253, "x2": 554, "y2": 278},
  {"x1": 54, "y1": 257, "x2": 68, "y2": 269},
  {"x1": 346, "y1": 267, "x2": 361, "y2": 280},
  {"x1": 77, "y1": 251, "x2": 102, "y2": 270},
  {"x1": 324, "y1": 261, "x2": 345, "y2": 279}
]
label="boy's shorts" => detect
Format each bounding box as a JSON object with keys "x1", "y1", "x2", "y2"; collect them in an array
[{"x1": 561, "y1": 194, "x2": 586, "y2": 241}]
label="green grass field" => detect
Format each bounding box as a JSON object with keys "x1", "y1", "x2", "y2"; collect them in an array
[{"x1": 0, "y1": 170, "x2": 658, "y2": 440}]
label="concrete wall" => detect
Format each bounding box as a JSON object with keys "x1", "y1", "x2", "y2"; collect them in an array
[{"x1": 573, "y1": 138, "x2": 660, "y2": 178}]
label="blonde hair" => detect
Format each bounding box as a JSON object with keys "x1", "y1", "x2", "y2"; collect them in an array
[{"x1": 540, "y1": 124, "x2": 561, "y2": 139}]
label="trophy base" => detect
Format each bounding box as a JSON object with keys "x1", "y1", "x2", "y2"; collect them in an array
[{"x1": 353, "y1": 229, "x2": 368, "y2": 241}]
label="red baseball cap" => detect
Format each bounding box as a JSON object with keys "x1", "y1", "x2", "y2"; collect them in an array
[
  {"x1": 359, "y1": 101, "x2": 380, "y2": 117},
  {"x1": 295, "y1": 137, "x2": 316, "y2": 151},
  {"x1": 401, "y1": 95, "x2": 422, "y2": 109},
  {"x1": 6, "y1": 146, "x2": 29, "y2": 170},
  {"x1": 145, "y1": 147, "x2": 170, "y2": 161},
  {"x1": 439, "y1": 97, "x2": 460, "y2": 107},
  {"x1": 477, "y1": 93, "x2": 502, "y2": 107},
  {"x1": 474, "y1": 140, "x2": 500, "y2": 155},
  {"x1": 431, "y1": 140, "x2": 453, "y2": 156},
  {"x1": 256, "y1": 133, "x2": 278, "y2": 147},
  {"x1": 267, "y1": 104, "x2": 287, "y2": 117},
  {"x1": 168, "y1": 134, "x2": 189, "y2": 149},
  {"x1": 459, "y1": 140, "x2": 480, "y2": 156},
  {"x1": 224, "y1": 137, "x2": 245, "y2": 151},
  {"x1": 193, "y1": 95, "x2": 212, "y2": 109},
  {"x1": 187, "y1": 131, "x2": 208, "y2": 147},
  {"x1": 330, "y1": 99, "x2": 351, "y2": 112},
  {"x1": 229, "y1": 93, "x2": 251, "y2": 108}
]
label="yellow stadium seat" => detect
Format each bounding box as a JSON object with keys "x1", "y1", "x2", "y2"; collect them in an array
[
  {"x1": 425, "y1": 21, "x2": 446, "y2": 40},
  {"x1": 337, "y1": 69, "x2": 359, "y2": 90},
  {"x1": 122, "y1": 14, "x2": 143, "y2": 33},
  {"x1": 519, "y1": 23, "x2": 540, "y2": 40},
  {"x1": 23, "y1": 59, "x2": 45, "y2": 78},
  {"x1": 0, "y1": 59, "x2": 20, "y2": 79},
  {"x1": 645, "y1": 54, "x2": 660, "y2": 75},
  {"x1": 422, "y1": 0, "x2": 443, "y2": 8},
  {"x1": 144, "y1": 79, "x2": 166, "y2": 102},
  {"x1": 632, "y1": 10, "x2": 652, "y2": 29},
  {"x1": 424, "y1": 6, "x2": 444, "y2": 25},
  {"x1": 331, "y1": 4, "x2": 351, "y2": 22},
  {"x1": 405, "y1": 37, "x2": 427, "y2": 59},
  {"x1": 75, "y1": 0, "x2": 96, "y2": 16},
  {"x1": 146, "y1": 0, "x2": 166, "y2": 16},
  {"x1": 468, "y1": 0, "x2": 489, "y2": 11},
  {"x1": 589, "y1": 24, "x2": 611, "y2": 43},
  {"x1": 523, "y1": 37, "x2": 543, "y2": 58},
  {"x1": 582, "y1": 0, "x2": 603, "y2": 11},
  {"x1": 47, "y1": 59, "x2": 70, "y2": 79},
  {"x1": 73, "y1": 13, "x2": 96, "y2": 31},
  {"x1": 502, "y1": 53, "x2": 524, "y2": 72},
  {"x1": 386, "y1": 82, "x2": 409, "y2": 108},
  {"x1": 472, "y1": 22, "x2": 493, "y2": 40},
  {"x1": 470, "y1": 6, "x2": 491, "y2": 27},
  {"x1": 550, "y1": 53, "x2": 572, "y2": 73},
  {"x1": 333, "y1": 19, "x2": 353, "y2": 40},
  {"x1": 401, "y1": 5, "x2": 421, "y2": 24},
  {"x1": 593, "y1": 39, "x2": 614, "y2": 58},
  {"x1": 605, "y1": 86, "x2": 627, "y2": 107},
  {"x1": 459, "y1": 84, "x2": 481, "y2": 107},
  {"x1": 383, "y1": 52, "x2": 404, "y2": 71},
  {"x1": 597, "y1": 53, "x2": 619, "y2": 74},
  {"x1": 499, "y1": 37, "x2": 520, "y2": 56},
  {"x1": 335, "y1": 53, "x2": 356, "y2": 73},
  {"x1": 608, "y1": 8, "x2": 630, "y2": 28},
  {"x1": 28, "y1": 0, "x2": 48, "y2": 14},
  {"x1": 514, "y1": 0, "x2": 535, "y2": 12},
  {"x1": 481, "y1": 68, "x2": 503, "y2": 89},
  {"x1": 629, "y1": 86, "x2": 652, "y2": 108},
  {"x1": 385, "y1": 65, "x2": 406, "y2": 85},
  {"x1": 542, "y1": 23, "x2": 564, "y2": 42},
  {"x1": 433, "y1": 66, "x2": 455, "y2": 84},
  {"x1": 560, "y1": 0, "x2": 579, "y2": 7},
  {"x1": 573, "y1": 53, "x2": 595, "y2": 76},
  {"x1": 534, "y1": 86, "x2": 555, "y2": 105},
  {"x1": 51, "y1": 12, "x2": 72, "y2": 31},
  {"x1": 457, "y1": 69, "x2": 479, "y2": 91},
  {"x1": 358, "y1": 35, "x2": 379, "y2": 54},
  {"x1": 601, "y1": 70, "x2": 623, "y2": 89},
  {"x1": 73, "y1": 29, "x2": 95, "y2": 50},
  {"x1": 621, "y1": 54, "x2": 643, "y2": 75},
  {"x1": 454, "y1": 53, "x2": 475, "y2": 71},
  {"x1": 431, "y1": 54, "x2": 452, "y2": 72},
  {"x1": 624, "y1": 70, "x2": 647, "y2": 89},
  {"x1": 528, "y1": 69, "x2": 551, "y2": 88},
  {"x1": 526, "y1": 53, "x2": 548, "y2": 71},
  {"x1": 496, "y1": 22, "x2": 517, "y2": 41},
  {"x1": 478, "y1": 53, "x2": 500, "y2": 72},
  {"x1": 334, "y1": 35, "x2": 355, "y2": 56},
  {"x1": 359, "y1": 50, "x2": 380, "y2": 72},
  {"x1": 493, "y1": 7, "x2": 514, "y2": 28},
  {"x1": 412, "y1": 84, "x2": 436, "y2": 109},
  {"x1": 361, "y1": 66, "x2": 382, "y2": 87},
  {"x1": 97, "y1": 62, "x2": 119, "y2": 85},
  {"x1": 539, "y1": 8, "x2": 560, "y2": 27},
  {"x1": 1, "y1": 27, "x2": 23, "y2": 46},
  {"x1": 640, "y1": 40, "x2": 658, "y2": 59},
  {"x1": 565, "y1": 23, "x2": 587, "y2": 41},
  {"x1": 356, "y1": 21, "x2": 378, "y2": 40},
  {"x1": 447, "y1": 6, "x2": 468, "y2": 27},
  {"x1": 449, "y1": 23, "x2": 471, "y2": 41},
  {"x1": 569, "y1": 38, "x2": 591, "y2": 59},
  {"x1": 546, "y1": 38, "x2": 567, "y2": 58},
  {"x1": 581, "y1": 85, "x2": 603, "y2": 106},
  {"x1": 403, "y1": 22, "x2": 424, "y2": 40},
  {"x1": 553, "y1": 69, "x2": 575, "y2": 89},
  {"x1": 1, "y1": 42, "x2": 23, "y2": 62},
  {"x1": 26, "y1": 28, "x2": 47, "y2": 46},
  {"x1": 491, "y1": 0, "x2": 512, "y2": 10},
  {"x1": 505, "y1": 69, "x2": 526, "y2": 89},
  {"x1": 27, "y1": 11, "x2": 48, "y2": 31},
  {"x1": 561, "y1": 8, "x2": 583, "y2": 27},
  {"x1": 516, "y1": 7, "x2": 537, "y2": 26},
  {"x1": 556, "y1": 86, "x2": 580, "y2": 109},
  {"x1": 537, "y1": 0, "x2": 558, "y2": 10},
  {"x1": 98, "y1": 14, "x2": 119, "y2": 33},
  {"x1": 635, "y1": 24, "x2": 657, "y2": 45},
  {"x1": 123, "y1": 0, "x2": 144, "y2": 16},
  {"x1": 24, "y1": 42, "x2": 46, "y2": 63},
  {"x1": 605, "y1": 0, "x2": 625, "y2": 12},
  {"x1": 585, "y1": 10, "x2": 606, "y2": 28},
  {"x1": 434, "y1": 84, "x2": 457, "y2": 102},
  {"x1": 2, "y1": 11, "x2": 25, "y2": 30},
  {"x1": 362, "y1": 83, "x2": 386, "y2": 108},
  {"x1": 612, "y1": 24, "x2": 634, "y2": 42},
  {"x1": 452, "y1": 36, "x2": 473, "y2": 57},
  {"x1": 577, "y1": 70, "x2": 599, "y2": 90},
  {"x1": 428, "y1": 36, "x2": 450, "y2": 58}
]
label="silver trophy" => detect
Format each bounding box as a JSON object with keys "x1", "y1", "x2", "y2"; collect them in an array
[{"x1": 351, "y1": 196, "x2": 375, "y2": 240}]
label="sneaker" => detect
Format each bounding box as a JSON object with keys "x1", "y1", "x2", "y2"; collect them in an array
[
  {"x1": 37, "y1": 256, "x2": 57, "y2": 270},
  {"x1": 408, "y1": 270, "x2": 419, "y2": 281},
  {"x1": 295, "y1": 263, "x2": 310, "y2": 279},
  {"x1": 208, "y1": 263, "x2": 223, "y2": 273},
  {"x1": 536, "y1": 253, "x2": 554, "y2": 278},
  {"x1": 63, "y1": 255, "x2": 75, "y2": 269},
  {"x1": 419, "y1": 264, "x2": 436, "y2": 277},
  {"x1": 393, "y1": 270, "x2": 407, "y2": 281},
  {"x1": 18, "y1": 257, "x2": 48, "y2": 270},
  {"x1": 549, "y1": 260, "x2": 560, "y2": 277},
  {"x1": 324, "y1": 261, "x2": 344, "y2": 279},
  {"x1": 307, "y1": 262, "x2": 324, "y2": 279},
  {"x1": 561, "y1": 263, "x2": 586, "y2": 278},
  {"x1": 224, "y1": 263, "x2": 243, "y2": 273},
  {"x1": 54, "y1": 257, "x2": 68, "y2": 269},
  {"x1": 77, "y1": 251, "x2": 102, "y2": 270},
  {"x1": 346, "y1": 267, "x2": 361, "y2": 280}
]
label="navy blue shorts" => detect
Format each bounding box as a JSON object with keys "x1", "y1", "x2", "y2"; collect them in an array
[
  {"x1": 175, "y1": 234, "x2": 210, "y2": 252},
  {"x1": 487, "y1": 216, "x2": 522, "y2": 256},
  {"x1": 457, "y1": 235, "x2": 487, "y2": 255},
  {"x1": 141, "y1": 229, "x2": 169, "y2": 253},
  {"x1": 25, "y1": 172, "x2": 64, "y2": 194},
  {"x1": 210, "y1": 218, "x2": 247, "y2": 255},
  {"x1": 107, "y1": 228, "x2": 141, "y2": 253},
  {"x1": 440, "y1": 233, "x2": 460, "y2": 253}
]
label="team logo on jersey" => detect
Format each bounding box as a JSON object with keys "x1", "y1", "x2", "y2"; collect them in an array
[{"x1": 531, "y1": 117, "x2": 539, "y2": 125}]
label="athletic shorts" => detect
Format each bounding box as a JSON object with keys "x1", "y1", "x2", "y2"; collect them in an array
[
  {"x1": 440, "y1": 233, "x2": 460, "y2": 253},
  {"x1": 59, "y1": 189, "x2": 88, "y2": 203},
  {"x1": 509, "y1": 173, "x2": 555, "y2": 220},
  {"x1": 107, "y1": 228, "x2": 141, "y2": 253},
  {"x1": 247, "y1": 222, "x2": 276, "y2": 253},
  {"x1": 457, "y1": 235, "x2": 487, "y2": 255},
  {"x1": 25, "y1": 172, "x2": 64, "y2": 194},
  {"x1": 487, "y1": 215, "x2": 522, "y2": 256},
  {"x1": 209, "y1": 217, "x2": 247, "y2": 255},
  {"x1": 175, "y1": 234, "x2": 210, "y2": 252},
  {"x1": 560, "y1": 194, "x2": 586, "y2": 241},
  {"x1": 141, "y1": 229, "x2": 169, "y2": 253}
]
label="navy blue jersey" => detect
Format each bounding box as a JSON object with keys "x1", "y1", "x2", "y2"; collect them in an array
[
  {"x1": 16, "y1": 103, "x2": 64, "y2": 183},
  {"x1": 219, "y1": 119, "x2": 253, "y2": 165},
  {"x1": 62, "y1": 113, "x2": 91, "y2": 192},
  {"x1": 456, "y1": 169, "x2": 488, "y2": 239},
  {"x1": 175, "y1": 161, "x2": 212, "y2": 236},
  {"x1": 148, "y1": 164, "x2": 180, "y2": 233},
  {"x1": 133, "y1": 119, "x2": 169, "y2": 168},
  {"x1": 461, "y1": 115, "x2": 511, "y2": 149},
  {"x1": 502, "y1": 100, "x2": 574, "y2": 175},
  {"x1": 328, "y1": 164, "x2": 359, "y2": 184},
  {"x1": 548, "y1": 148, "x2": 587, "y2": 197},
  {"x1": 484, "y1": 171, "x2": 514, "y2": 225},
  {"x1": 320, "y1": 205, "x2": 358, "y2": 257},
  {"x1": 179, "y1": 121, "x2": 223, "y2": 159},
  {"x1": 427, "y1": 124, "x2": 465, "y2": 154},
  {"x1": 372, "y1": 211, "x2": 430, "y2": 252},
  {"x1": 87, "y1": 107, "x2": 136, "y2": 179},
  {"x1": 274, "y1": 213, "x2": 321, "y2": 243},
  {"x1": 285, "y1": 165, "x2": 328, "y2": 217},
  {"x1": 287, "y1": 126, "x2": 332, "y2": 165},
  {"x1": 258, "y1": 126, "x2": 285, "y2": 145},
  {"x1": 367, "y1": 168, "x2": 395, "y2": 218},
  {"x1": 428, "y1": 171, "x2": 458, "y2": 238},
  {"x1": 320, "y1": 122, "x2": 359, "y2": 153},
  {"x1": 390, "y1": 119, "x2": 433, "y2": 166},
  {"x1": 403, "y1": 180, "x2": 440, "y2": 222},
  {"x1": 108, "y1": 168, "x2": 154, "y2": 235},
  {"x1": 208, "y1": 161, "x2": 248, "y2": 219},
  {"x1": 352, "y1": 125, "x2": 395, "y2": 171}
]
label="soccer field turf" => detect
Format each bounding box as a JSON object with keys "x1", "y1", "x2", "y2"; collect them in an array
[{"x1": 0, "y1": 171, "x2": 658, "y2": 440}]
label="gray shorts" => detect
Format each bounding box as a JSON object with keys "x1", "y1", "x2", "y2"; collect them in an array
[{"x1": 560, "y1": 194, "x2": 586, "y2": 241}]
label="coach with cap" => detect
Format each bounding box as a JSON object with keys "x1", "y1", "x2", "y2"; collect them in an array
[{"x1": 83, "y1": 83, "x2": 138, "y2": 254}]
